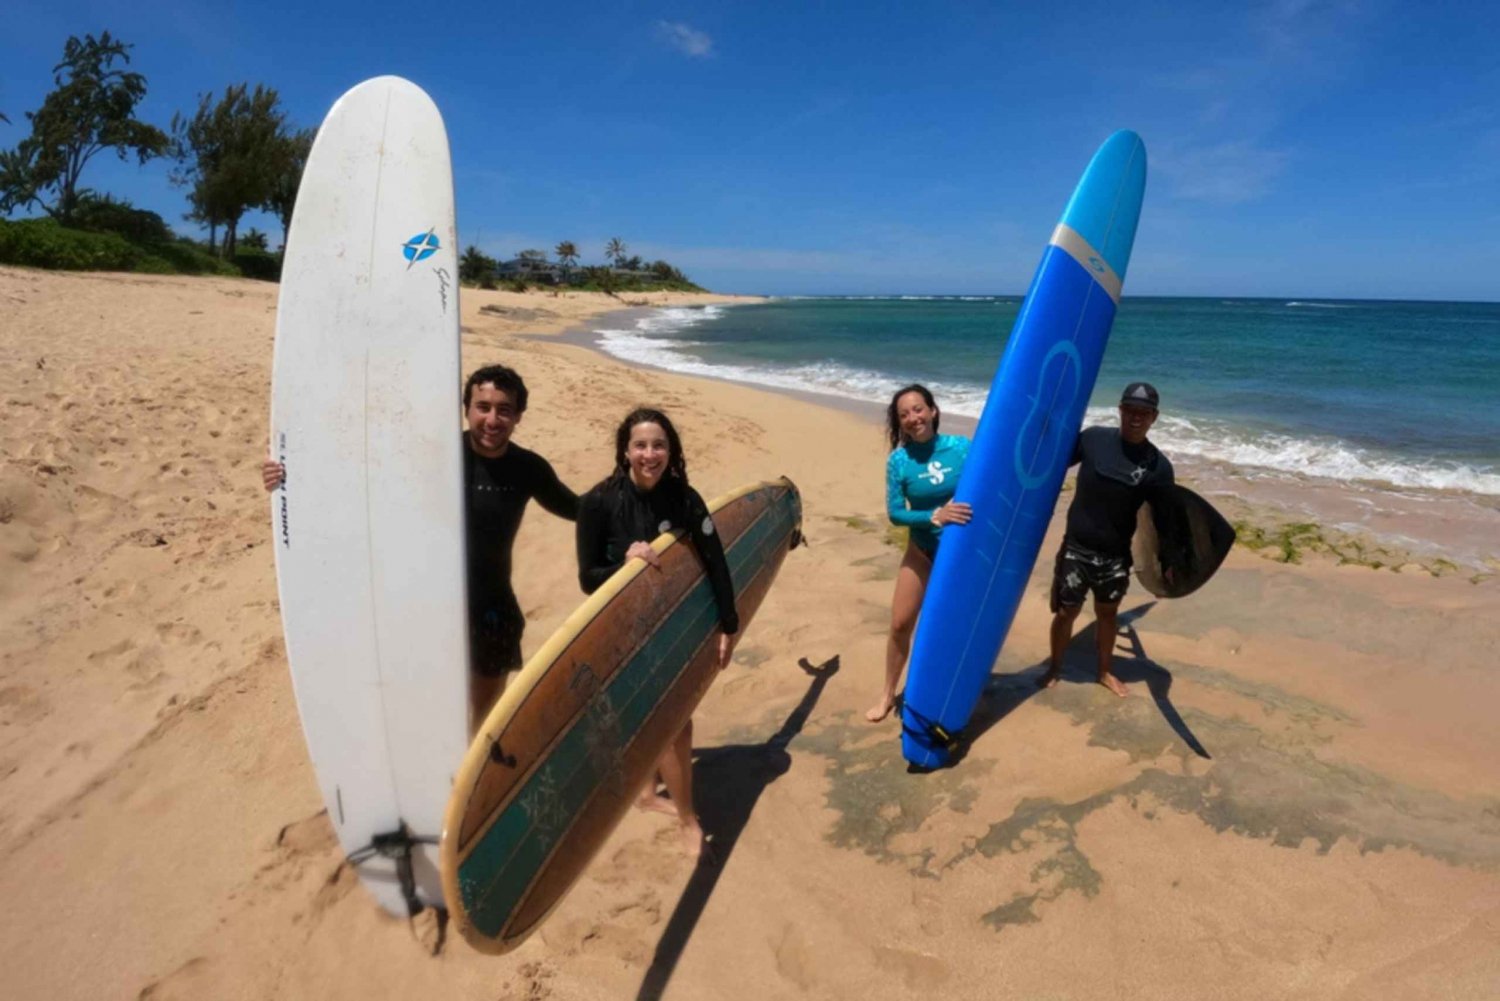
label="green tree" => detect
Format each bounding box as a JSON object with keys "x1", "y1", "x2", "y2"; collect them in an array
[
  {"x1": 605, "y1": 236, "x2": 626, "y2": 267},
  {"x1": 459, "y1": 245, "x2": 496, "y2": 284},
  {"x1": 650, "y1": 260, "x2": 685, "y2": 283},
  {"x1": 72, "y1": 191, "x2": 170, "y2": 243},
  {"x1": 241, "y1": 227, "x2": 268, "y2": 251},
  {"x1": 517, "y1": 248, "x2": 548, "y2": 263},
  {"x1": 0, "y1": 32, "x2": 169, "y2": 225},
  {"x1": 171, "y1": 83, "x2": 288, "y2": 257},
  {"x1": 264, "y1": 126, "x2": 313, "y2": 251}
]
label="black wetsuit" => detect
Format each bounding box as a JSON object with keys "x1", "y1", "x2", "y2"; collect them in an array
[
  {"x1": 464, "y1": 435, "x2": 579, "y2": 675},
  {"x1": 575, "y1": 476, "x2": 739, "y2": 635},
  {"x1": 1052, "y1": 426, "x2": 1179, "y2": 609}
]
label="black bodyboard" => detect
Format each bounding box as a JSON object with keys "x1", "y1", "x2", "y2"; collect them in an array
[{"x1": 1133, "y1": 485, "x2": 1236, "y2": 599}]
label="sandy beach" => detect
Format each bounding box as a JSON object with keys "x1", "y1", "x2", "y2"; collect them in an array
[{"x1": 2, "y1": 265, "x2": 1498, "y2": 1000}]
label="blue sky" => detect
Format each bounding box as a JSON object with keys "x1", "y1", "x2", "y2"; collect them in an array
[{"x1": 3, "y1": 1, "x2": 1497, "y2": 299}]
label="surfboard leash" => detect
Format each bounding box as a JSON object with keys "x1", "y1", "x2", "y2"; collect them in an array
[
  {"x1": 345, "y1": 823, "x2": 440, "y2": 918},
  {"x1": 899, "y1": 701, "x2": 963, "y2": 756}
]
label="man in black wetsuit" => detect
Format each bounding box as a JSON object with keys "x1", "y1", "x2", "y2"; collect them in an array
[
  {"x1": 1041, "y1": 382, "x2": 1176, "y2": 698},
  {"x1": 263, "y1": 364, "x2": 578, "y2": 735},
  {"x1": 461, "y1": 365, "x2": 579, "y2": 732}
]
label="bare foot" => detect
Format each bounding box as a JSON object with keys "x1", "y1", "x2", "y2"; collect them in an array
[
  {"x1": 679, "y1": 817, "x2": 706, "y2": 859},
  {"x1": 636, "y1": 788, "x2": 677, "y2": 817},
  {"x1": 1099, "y1": 673, "x2": 1128, "y2": 698},
  {"x1": 865, "y1": 697, "x2": 895, "y2": 723},
  {"x1": 1037, "y1": 669, "x2": 1061, "y2": 690}
]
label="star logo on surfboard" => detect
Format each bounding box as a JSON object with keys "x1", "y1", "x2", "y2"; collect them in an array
[{"x1": 402, "y1": 229, "x2": 441, "y2": 269}]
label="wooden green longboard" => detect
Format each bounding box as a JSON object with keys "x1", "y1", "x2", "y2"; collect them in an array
[{"x1": 441, "y1": 478, "x2": 802, "y2": 952}]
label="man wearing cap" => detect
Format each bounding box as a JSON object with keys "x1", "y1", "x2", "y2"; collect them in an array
[{"x1": 1041, "y1": 382, "x2": 1178, "y2": 697}]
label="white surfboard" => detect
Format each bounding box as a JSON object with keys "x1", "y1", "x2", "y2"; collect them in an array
[{"x1": 269, "y1": 76, "x2": 467, "y2": 915}]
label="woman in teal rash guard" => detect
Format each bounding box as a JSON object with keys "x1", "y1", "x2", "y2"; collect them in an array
[{"x1": 867, "y1": 384, "x2": 971, "y2": 723}]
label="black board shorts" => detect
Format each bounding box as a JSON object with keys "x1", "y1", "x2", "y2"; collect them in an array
[
  {"x1": 470, "y1": 590, "x2": 525, "y2": 678},
  {"x1": 1051, "y1": 542, "x2": 1131, "y2": 612}
]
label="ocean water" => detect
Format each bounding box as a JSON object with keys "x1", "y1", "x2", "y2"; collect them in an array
[{"x1": 593, "y1": 296, "x2": 1500, "y2": 501}]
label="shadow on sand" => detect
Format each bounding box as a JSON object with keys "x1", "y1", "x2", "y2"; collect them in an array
[
  {"x1": 1110, "y1": 602, "x2": 1211, "y2": 759},
  {"x1": 950, "y1": 600, "x2": 1210, "y2": 764},
  {"x1": 635, "y1": 655, "x2": 840, "y2": 1001}
]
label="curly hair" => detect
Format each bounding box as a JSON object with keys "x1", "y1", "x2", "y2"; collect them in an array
[
  {"x1": 463, "y1": 364, "x2": 528, "y2": 412},
  {"x1": 886, "y1": 383, "x2": 940, "y2": 449},
  {"x1": 610, "y1": 407, "x2": 688, "y2": 486}
]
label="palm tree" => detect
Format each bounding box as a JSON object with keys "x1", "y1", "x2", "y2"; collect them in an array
[
  {"x1": 605, "y1": 237, "x2": 626, "y2": 268},
  {"x1": 459, "y1": 245, "x2": 496, "y2": 284},
  {"x1": 555, "y1": 240, "x2": 579, "y2": 283}
]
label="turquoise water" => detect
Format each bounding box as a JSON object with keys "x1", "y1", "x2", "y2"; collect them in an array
[{"x1": 593, "y1": 296, "x2": 1500, "y2": 498}]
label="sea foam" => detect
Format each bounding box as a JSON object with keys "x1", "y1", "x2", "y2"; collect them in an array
[{"x1": 596, "y1": 307, "x2": 1500, "y2": 500}]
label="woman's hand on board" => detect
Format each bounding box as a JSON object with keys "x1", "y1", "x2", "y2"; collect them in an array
[
  {"x1": 626, "y1": 540, "x2": 661, "y2": 567},
  {"x1": 930, "y1": 501, "x2": 972, "y2": 527}
]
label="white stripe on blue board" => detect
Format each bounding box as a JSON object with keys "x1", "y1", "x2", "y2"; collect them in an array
[{"x1": 1049, "y1": 223, "x2": 1123, "y2": 304}]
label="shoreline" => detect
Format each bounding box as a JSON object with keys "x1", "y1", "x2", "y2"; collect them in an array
[{"x1": 556, "y1": 298, "x2": 1499, "y2": 580}]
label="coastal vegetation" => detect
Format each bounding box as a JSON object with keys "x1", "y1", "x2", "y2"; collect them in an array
[
  {"x1": 458, "y1": 238, "x2": 704, "y2": 293},
  {"x1": 0, "y1": 33, "x2": 168, "y2": 227},
  {"x1": 1, "y1": 31, "x2": 702, "y2": 292},
  {"x1": 0, "y1": 32, "x2": 300, "y2": 281}
]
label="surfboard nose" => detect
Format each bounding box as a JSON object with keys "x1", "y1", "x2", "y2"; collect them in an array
[{"x1": 1058, "y1": 130, "x2": 1147, "y2": 283}]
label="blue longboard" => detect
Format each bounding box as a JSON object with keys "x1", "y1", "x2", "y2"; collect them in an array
[{"x1": 900, "y1": 131, "x2": 1147, "y2": 768}]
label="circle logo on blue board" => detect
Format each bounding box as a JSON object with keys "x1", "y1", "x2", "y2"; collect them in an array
[
  {"x1": 1012, "y1": 340, "x2": 1083, "y2": 490},
  {"x1": 402, "y1": 229, "x2": 441, "y2": 268}
]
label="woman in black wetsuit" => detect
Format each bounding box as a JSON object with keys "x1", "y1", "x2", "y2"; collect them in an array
[{"x1": 575, "y1": 408, "x2": 738, "y2": 858}]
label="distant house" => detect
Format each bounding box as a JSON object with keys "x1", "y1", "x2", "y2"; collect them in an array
[
  {"x1": 495, "y1": 257, "x2": 565, "y2": 284},
  {"x1": 490, "y1": 260, "x2": 674, "y2": 287}
]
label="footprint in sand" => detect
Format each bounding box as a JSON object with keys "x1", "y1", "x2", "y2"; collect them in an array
[
  {"x1": 506, "y1": 961, "x2": 556, "y2": 1000},
  {"x1": 87, "y1": 639, "x2": 170, "y2": 693},
  {"x1": 254, "y1": 636, "x2": 285, "y2": 663},
  {"x1": 154, "y1": 621, "x2": 204, "y2": 646},
  {"x1": 253, "y1": 810, "x2": 340, "y2": 897},
  {"x1": 547, "y1": 892, "x2": 662, "y2": 963},
  {"x1": 99, "y1": 578, "x2": 141, "y2": 601},
  {"x1": 88, "y1": 637, "x2": 136, "y2": 661},
  {"x1": 0, "y1": 684, "x2": 50, "y2": 726},
  {"x1": 731, "y1": 645, "x2": 772, "y2": 669},
  {"x1": 590, "y1": 836, "x2": 683, "y2": 890},
  {"x1": 774, "y1": 923, "x2": 817, "y2": 990},
  {"x1": 873, "y1": 945, "x2": 952, "y2": 989}
]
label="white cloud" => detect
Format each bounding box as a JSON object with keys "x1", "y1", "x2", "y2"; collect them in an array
[
  {"x1": 1142, "y1": 1, "x2": 1372, "y2": 206},
  {"x1": 1156, "y1": 141, "x2": 1291, "y2": 204},
  {"x1": 656, "y1": 21, "x2": 714, "y2": 58},
  {"x1": 1253, "y1": 0, "x2": 1366, "y2": 63}
]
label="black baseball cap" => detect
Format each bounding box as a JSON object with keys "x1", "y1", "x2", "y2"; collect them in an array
[{"x1": 1120, "y1": 382, "x2": 1159, "y2": 411}]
